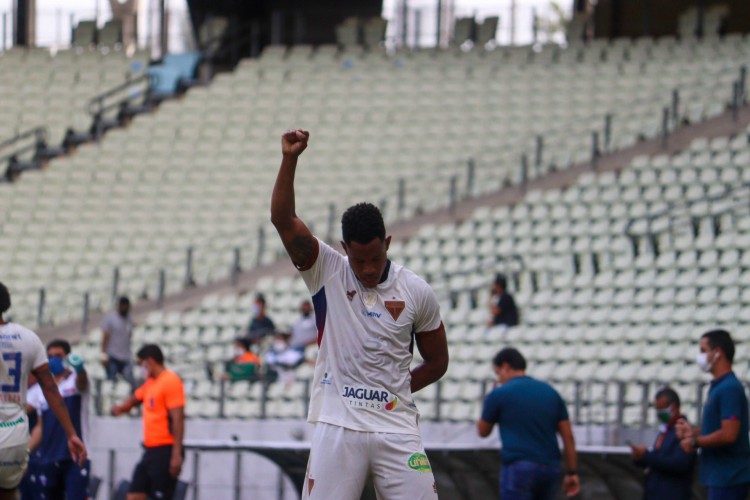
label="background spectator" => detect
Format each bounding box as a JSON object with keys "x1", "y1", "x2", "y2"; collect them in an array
[
  {"x1": 100, "y1": 296, "x2": 135, "y2": 388},
  {"x1": 264, "y1": 332, "x2": 303, "y2": 383},
  {"x1": 246, "y1": 294, "x2": 275, "y2": 343},
  {"x1": 289, "y1": 300, "x2": 317, "y2": 351},
  {"x1": 223, "y1": 338, "x2": 261, "y2": 382},
  {"x1": 631, "y1": 386, "x2": 695, "y2": 499},
  {"x1": 487, "y1": 274, "x2": 519, "y2": 327}
]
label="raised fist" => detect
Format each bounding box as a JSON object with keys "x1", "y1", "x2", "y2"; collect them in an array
[{"x1": 281, "y1": 129, "x2": 310, "y2": 157}]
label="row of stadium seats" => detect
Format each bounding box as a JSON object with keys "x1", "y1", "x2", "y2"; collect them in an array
[
  {"x1": 0, "y1": 47, "x2": 149, "y2": 145},
  {"x1": 71, "y1": 118, "x2": 750, "y2": 426},
  {"x1": 1, "y1": 36, "x2": 747, "y2": 328}
]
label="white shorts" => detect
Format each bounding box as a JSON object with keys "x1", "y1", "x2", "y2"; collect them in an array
[
  {"x1": 0, "y1": 444, "x2": 28, "y2": 490},
  {"x1": 303, "y1": 422, "x2": 438, "y2": 500}
]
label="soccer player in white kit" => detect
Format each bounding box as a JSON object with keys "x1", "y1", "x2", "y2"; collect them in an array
[
  {"x1": 271, "y1": 130, "x2": 450, "y2": 499},
  {"x1": 0, "y1": 282, "x2": 87, "y2": 499}
]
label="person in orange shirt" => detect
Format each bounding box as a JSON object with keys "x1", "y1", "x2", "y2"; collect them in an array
[
  {"x1": 110, "y1": 344, "x2": 185, "y2": 500},
  {"x1": 223, "y1": 338, "x2": 260, "y2": 381}
]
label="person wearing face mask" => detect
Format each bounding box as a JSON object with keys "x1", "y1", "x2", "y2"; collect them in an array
[
  {"x1": 223, "y1": 338, "x2": 261, "y2": 382},
  {"x1": 476, "y1": 347, "x2": 580, "y2": 500},
  {"x1": 264, "y1": 332, "x2": 304, "y2": 384},
  {"x1": 630, "y1": 387, "x2": 695, "y2": 499},
  {"x1": 676, "y1": 329, "x2": 750, "y2": 500},
  {"x1": 246, "y1": 294, "x2": 276, "y2": 344},
  {"x1": 110, "y1": 344, "x2": 185, "y2": 500},
  {"x1": 289, "y1": 300, "x2": 317, "y2": 352},
  {"x1": 26, "y1": 339, "x2": 91, "y2": 500}
]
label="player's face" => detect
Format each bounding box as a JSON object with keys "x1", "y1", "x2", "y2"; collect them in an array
[{"x1": 342, "y1": 236, "x2": 391, "y2": 289}]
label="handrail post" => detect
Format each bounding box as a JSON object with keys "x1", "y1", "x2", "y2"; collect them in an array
[
  {"x1": 466, "y1": 158, "x2": 475, "y2": 198},
  {"x1": 434, "y1": 380, "x2": 442, "y2": 421},
  {"x1": 185, "y1": 246, "x2": 194, "y2": 287},
  {"x1": 157, "y1": 269, "x2": 166, "y2": 307},
  {"x1": 111, "y1": 267, "x2": 120, "y2": 303},
  {"x1": 640, "y1": 382, "x2": 650, "y2": 429},
  {"x1": 326, "y1": 203, "x2": 336, "y2": 242},
  {"x1": 591, "y1": 131, "x2": 600, "y2": 169},
  {"x1": 108, "y1": 448, "x2": 116, "y2": 498},
  {"x1": 535, "y1": 135, "x2": 544, "y2": 174},
  {"x1": 218, "y1": 378, "x2": 226, "y2": 418},
  {"x1": 661, "y1": 107, "x2": 670, "y2": 148},
  {"x1": 256, "y1": 226, "x2": 265, "y2": 267},
  {"x1": 604, "y1": 114, "x2": 613, "y2": 152},
  {"x1": 397, "y1": 178, "x2": 405, "y2": 218},
  {"x1": 520, "y1": 154, "x2": 528, "y2": 190},
  {"x1": 671, "y1": 89, "x2": 680, "y2": 125},
  {"x1": 231, "y1": 248, "x2": 241, "y2": 286},
  {"x1": 448, "y1": 175, "x2": 457, "y2": 217},
  {"x1": 81, "y1": 291, "x2": 90, "y2": 335},
  {"x1": 37, "y1": 288, "x2": 46, "y2": 327}
]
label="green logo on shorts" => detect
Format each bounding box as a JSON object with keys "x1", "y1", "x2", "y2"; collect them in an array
[{"x1": 407, "y1": 453, "x2": 431, "y2": 472}]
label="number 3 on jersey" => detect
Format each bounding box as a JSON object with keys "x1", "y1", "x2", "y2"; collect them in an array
[{"x1": 2, "y1": 352, "x2": 22, "y2": 392}]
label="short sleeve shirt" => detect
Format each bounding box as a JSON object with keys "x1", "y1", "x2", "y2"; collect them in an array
[
  {"x1": 101, "y1": 312, "x2": 133, "y2": 361},
  {"x1": 699, "y1": 372, "x2": 750, "y2": 486},
  {"x1": 134, "y1": 370, "x2": 185, "y2": 448},
  {"x1": 481, "y1": 376, "x2": 569, "y2": 466},
  {"x1": 0, "y1": 323, "x2": 48, "y2": 448},
  {"x1": 300, "y1": 238, "x2": 442, "y2": 435}
]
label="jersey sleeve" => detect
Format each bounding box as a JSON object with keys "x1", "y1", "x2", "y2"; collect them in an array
[
  {"x1": 413, "y1": 280, "x2": 442, "y2": 334},
  {"x1": 557, "y1": 392, "x2": 570, "y2": 422},
  {"x1": 100, "y1": 314, "x2": 112, "y2": 332},
  {"x1": 26, "y1": 385, "x2": 43, "y2": 413},
  {"x1": 299, "y1": 238, "x2": 347, "y2": 294},
  {"x1": 29, "y1": 332, "x2": 48, "y2": 371},
  {"x1": 164, "y1": 374, "x2": 186, "y2": 410},
  {"x1": 718, "y1": 385, "x2": 744, "y2": 422}
]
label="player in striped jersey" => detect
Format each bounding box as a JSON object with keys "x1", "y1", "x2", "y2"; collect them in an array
[{"x1": 271, "y1": 130, "x2": 449, "y2": 499}]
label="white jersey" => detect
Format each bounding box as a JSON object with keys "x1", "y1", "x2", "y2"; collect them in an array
[
  {"x1": 300, "y1": 238, "x2": 442, "y2": 435},
  {"x1": 27, "y1": 371, "x2": 90, "y2": 451},
  {"x1": 0, "y1": 323, "x2": 48, "y2": 448}
]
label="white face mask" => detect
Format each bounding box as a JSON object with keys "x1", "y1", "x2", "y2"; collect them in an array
[
  {"x1": 251, "y1": 305, "x2": 261, "y2": 316},
  {"x1": 234, "y1": 347, "x2": 246, "y2": 358},
  {"x1": 272, "y1": 340, "x2": 286, "y2": 352},
  {"x1": 696, "y1": 351, "x2": 716, "y2": 372}
]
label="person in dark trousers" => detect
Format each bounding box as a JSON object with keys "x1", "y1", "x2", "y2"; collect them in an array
[
  {"x1": 477, "y1": 347, "x2": 579, "y2": 500},
  {"x1": 110, "y1": 344, "x2": 185, "y2": 500},
  {"x1": 677, "y1": 329, "x2": 750, "y2": 500},
  {"x1": 487, "y1": 274, "x2": 519, "y2": 327},
  {"x1": 630, "y1": 386, "x2": 695, "y2": 499}
]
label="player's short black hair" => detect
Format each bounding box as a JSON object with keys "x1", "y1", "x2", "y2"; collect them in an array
[
  {"x1": 118, "y1": 296, "x2": 130, "y2": 306},
  {"x1": 47, "y1": 339, "x2": 71, "y2": 355},
  {"x1": 137, "y1": 344, "x2": 165, "y2": 365},
  {"x1": 0, "y1": 282, "x2": 9, "y2": 314},
  {"x1": 655, "y1": 386, "x2": 680, "y2": 407},
  {"x1": 701, "y1": 329, "x2": 735, "y2": 363},
  {"x1": 341, "y1": 202, "x2": 386, "y2": 245},
  {"x1": 493, "y1": 347, "x2": 526, "y2": 371},
  {"x1": 255, "y1": 294, "x2": 266, "y2": 305}
]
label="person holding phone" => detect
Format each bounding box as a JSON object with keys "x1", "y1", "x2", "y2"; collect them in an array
[{"x1": 630, "y1": 387, "x2": 695, "y2": 499}]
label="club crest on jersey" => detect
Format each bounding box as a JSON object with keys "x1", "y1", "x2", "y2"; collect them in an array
[
  {"x1": 341, "y1": 385, "x2": 394, "y2": 411},
  {"x1": 346, "y1": 290, "x2": 356, "y2": 301},
  {"x1": 384, "y1": 300, "x2": 405, "y2": 321}
]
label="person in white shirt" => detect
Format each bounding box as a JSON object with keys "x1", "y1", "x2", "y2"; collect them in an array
[
  {"x1": 0, "y1": 282, "x2": 86, "y2": 499},
  {"x1": 271, "y1": 130, "x2": 449, "y2": 499},
  {"x1": 289, "y1": 300, "x2": 317, "y2": 351}
]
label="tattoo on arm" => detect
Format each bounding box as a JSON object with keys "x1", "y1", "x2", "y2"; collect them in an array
[{"x1": 290, "y1": 235, "x2": 315, "y2": 269}]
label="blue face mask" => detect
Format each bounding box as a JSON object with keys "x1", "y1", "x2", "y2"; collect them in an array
[{"x1": 48, "y1": 357, "x2": 66, "y2": 376}]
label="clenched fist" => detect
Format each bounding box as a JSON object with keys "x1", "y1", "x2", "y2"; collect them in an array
[{"x1": 281, "y1": 129, "x2": 310, "y2": 157}]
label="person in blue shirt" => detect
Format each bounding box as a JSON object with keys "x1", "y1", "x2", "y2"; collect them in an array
[
  {"x1": 630, "y1": 386, "x2": 696, "y2": 499},
  {"x1": 27, "y1": 339, "x2": 90, "y2": 500},
  {"x1": 476, "y1": 347, "x2": 580, "y2": 500},
  {"x1": 677, "y1": 329, "x2": 750, "y2": 500}
]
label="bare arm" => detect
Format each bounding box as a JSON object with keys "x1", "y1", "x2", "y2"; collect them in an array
[
  {"x1": 410, "y1": 323, "x2": 449, "y2": 393},
  {"x1": 168, "y1": 406, "x2": 185, "y2": 478},
  {"x1": 697, "y1": 419, "x2": 741, "y2": 448},
  {"x1": 476, "y1": 419, "x2": 494, "y2": 437},
  {"x1": 32, "y1": 365, "x2": 87, "y2": 465},
  {"x1": 75, "y1": 370, "x2": 89, "y2": 393},
  {"x1": 558, "y1": 420, "x2": 581, "y2": 497},
  {"x1": 111, "y1": 394, "x2": 141, "y2": 416},
  {"x1": 270, "y1": 129, "x2": 318, "y2": 270},
  {"x1": 28, "y1": 418, "x2": 42, "y2": 451},
  {"x1": 101, "y1": 330, "x2": 110, "y2": 354}
]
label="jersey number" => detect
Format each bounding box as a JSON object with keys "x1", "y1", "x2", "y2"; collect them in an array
[{"x1": 2, "y1": 352, "x2": 22, "y2": 392}]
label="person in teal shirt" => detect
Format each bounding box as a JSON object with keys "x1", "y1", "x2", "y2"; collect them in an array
[
  {"x1": 677, "y1": 329, "x2": 750, "y2": 500},
  {"x1": 477, "y1": 347, "x2": 580, "y2": 500}
]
